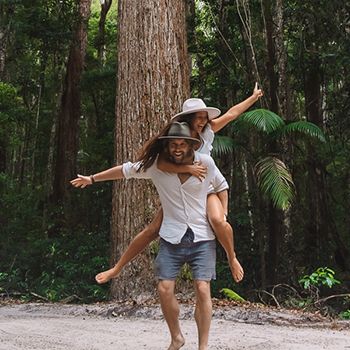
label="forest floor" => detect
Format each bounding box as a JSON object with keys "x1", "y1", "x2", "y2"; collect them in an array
[{"x1": 1, "y1": 298, "x2": 350, "y2": 350}]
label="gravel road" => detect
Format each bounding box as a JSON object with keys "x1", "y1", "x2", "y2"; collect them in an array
[{"x1": 1, "y1": 302, "x2": 349, "y2": 350}]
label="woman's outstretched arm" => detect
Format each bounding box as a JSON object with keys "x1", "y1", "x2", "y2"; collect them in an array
[{"x1": 210, "y1": 82, "x2": 263, "y2": 133}]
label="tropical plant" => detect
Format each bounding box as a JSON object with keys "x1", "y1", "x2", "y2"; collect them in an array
[
  {"x1": 299, "y1": 267, "x2": 341, "y2": 290},
  {"x1": 212, "y1": 108, "x2": 326, "y2": 210},
  {"x1": 339, "y1": 310, "x2": 350, "y2": 320}
]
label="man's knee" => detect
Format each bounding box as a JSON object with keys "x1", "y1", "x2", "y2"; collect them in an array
[
  {"x1": 158, "y1": 280, "x2": 174, "y2": 296},
  {"x1": 194, "y1": 281, "x2": 211, "y2": 300}
]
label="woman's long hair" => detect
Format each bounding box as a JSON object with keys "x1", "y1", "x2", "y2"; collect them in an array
[
  {"x1": 136, "y1": 122, "x2": 173, "y2": 172},
  {"x1": 176, "y1": 113, "x2": 195, "y2": 126}
]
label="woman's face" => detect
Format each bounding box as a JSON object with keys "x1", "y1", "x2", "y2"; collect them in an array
[{"x1": 190, "y1": 112, "x2": 209, "y2": 134}]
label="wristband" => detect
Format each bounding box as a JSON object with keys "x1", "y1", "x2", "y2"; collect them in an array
[{"x1": 89, "y1": 175, "x2": 95, "y2": 184}]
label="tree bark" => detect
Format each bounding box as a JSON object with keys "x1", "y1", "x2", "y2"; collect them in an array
[
  {"x1": 97, "y1": 0, "x2": 112, "y2": 63},
  {"x1": 262, "y1": 0, "x2": 283, "y2": 285},
  {"x1": 0, "y1": 2, "x2": 14, "y2": 81},
  {"x1": 52, "y1": 0, "x2": 91, "y2": 203},
  {"x1": 274, "y1": 0, "x2": 291, "y2": 120},
  {"x1": 111, "y1": 0, "x2": 190, "y2": 300}
]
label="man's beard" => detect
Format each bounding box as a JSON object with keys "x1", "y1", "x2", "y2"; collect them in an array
[{"x1": 169, "y1": 149, "x2": 193, "y2": 164}]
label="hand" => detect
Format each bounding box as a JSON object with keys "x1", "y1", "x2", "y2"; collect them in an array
[
  {"x1": 70, "y1": 174, "x2": 93, "y2": 188},
  {"x1": 189, "y1": 161, "x2": 207, "y2": 181},
  {"x1": 253, "y1": 82, "x2": 263, "y2": 100}
]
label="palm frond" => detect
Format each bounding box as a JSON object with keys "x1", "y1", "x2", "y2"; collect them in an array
[
  {"x1": 236, "y1": 109, "x2": 285, "y2": 134},
  {"x1": 255, "y1": 156, "x2": 295, "y2": 210},
  {"x1": 282, "y1": 121, "x2": 326, "y2": 142},
  {"x1": 212, "y1": 135, "x2": 236, "y2": 157}
]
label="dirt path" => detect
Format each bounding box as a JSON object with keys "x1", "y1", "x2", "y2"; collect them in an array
[{"x1": 1, "y1": 302, "x2": 349, "y2": 349}]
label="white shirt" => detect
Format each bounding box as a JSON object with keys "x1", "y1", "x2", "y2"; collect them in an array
[
  {"x1": 122, "y1": 152, "x2": 217, "y2": 244},
  {"x1": 199, "y1": 124, "x2": 228, "y2": 193},
  {"x1": 198, "y1": 124, "x2": 215, "y2": 156}
]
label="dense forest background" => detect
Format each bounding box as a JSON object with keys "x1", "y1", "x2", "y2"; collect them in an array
[{"x1": 1, "y1": 0, "x2": 349, "y2": 310}]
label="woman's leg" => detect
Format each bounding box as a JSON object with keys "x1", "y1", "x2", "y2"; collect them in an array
[
  {"x1": 206, "y1": 193, "x2": 244, "y2": 283},
  {"x1": 95, "y1": 208, "x2": 163, "y2": 284}
]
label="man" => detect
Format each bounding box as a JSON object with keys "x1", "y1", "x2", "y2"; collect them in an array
[{"x1": 71, "y1": 122, "x2": 241, "y2": 350}]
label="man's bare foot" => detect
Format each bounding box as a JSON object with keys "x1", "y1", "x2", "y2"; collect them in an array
[
  {"x1": 95, "y1": 267, "x2": 119, "y2": 284},
  {"x1": 167, "y1": 333, "x2": 185, "y2": 350},
  {"x1": 229, "y1": 257, "x2": 244, "y2": 283}
]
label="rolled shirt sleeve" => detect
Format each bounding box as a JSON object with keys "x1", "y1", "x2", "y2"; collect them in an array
[
  {"x1": 210, "y1": 166, "x2": 229, "y2": 193},
  {"x1": 122, "y1": 161, "x2": 152, "y2": 179}
]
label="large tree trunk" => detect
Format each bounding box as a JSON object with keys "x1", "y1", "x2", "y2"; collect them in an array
[
  {"x1": 52, "y1": 0, "x2": 91, "y2": 204},
  {"x1": 110, "y1": 0, "x2": 190, "y2": 300},
  {"x1": 262, "y1": 0, "x2": 283, "y2": 285}
]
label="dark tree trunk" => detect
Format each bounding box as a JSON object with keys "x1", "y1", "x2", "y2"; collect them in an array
[
  {"x1": 52, "y1": 0, "x2": 91, "y2": 203},
  {"x1": 97, "y1": 0, "x2": 112, "y2": 63},
  {"x1": 262, "y1": 0, "x2": 283, "y2": 285}
]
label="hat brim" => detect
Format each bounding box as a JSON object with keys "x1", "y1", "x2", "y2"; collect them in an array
[
  {"x1": 171, "y1": 107, "x2": 221, "y2": 121},
  {"x1": 158, "y1": 135, "x2": 200, "y2": 143}
]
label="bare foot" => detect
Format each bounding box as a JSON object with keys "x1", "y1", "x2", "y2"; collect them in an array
[
  {"x1": 95, "y1": 267, "x2": 119, "y2": 284},
  {"x1": 229, "y1": 257, "x2": 244, "y2": 283},
  {"x1": 167, "y1": 333, "x2": 185, "y2": 350}
]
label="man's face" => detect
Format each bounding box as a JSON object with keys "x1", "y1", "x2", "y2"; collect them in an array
[
  {"x1": 168, "y1": 139, "x2": 193, "y2": 164},
  {"x1": 190, "y1": 112, "x2": 209, "y2": 134}
]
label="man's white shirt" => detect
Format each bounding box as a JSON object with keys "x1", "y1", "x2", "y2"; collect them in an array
[{"x1": 122, "y1": 152, "x2": 217, "y2": 244}]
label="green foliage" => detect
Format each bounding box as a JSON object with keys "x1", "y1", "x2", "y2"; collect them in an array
[
  {"x1": 255, "y1": 157, "x2": 295, "y2": 210},
  {"x1": 299, "y1": 267, "x2": 341, "y2": 290},
  {"x1": 220, "y1": 288, "x2": 245, "y2": 302},
  {"x1": 0, "y1": 233, "x2": 110, "y2": 302},
  {"x1": 339, "y1": 310, "x2": 350, "y2": 320},
  {"x1": 212, "y1": 135, "x2": 236, "y2": 157},
  {"x1": 237, "y1": 109, "x2": 285, "y2": 134},
  {"x1": 281, "y1": 121, "x2": 326, "y2": 142}
]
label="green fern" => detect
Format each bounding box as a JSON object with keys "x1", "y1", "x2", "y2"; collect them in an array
[
  {"x1": 237, "y1": 109, "x2": 285, "y2": 134},
  {"x1": 212, "y1": 135, "x2": 236, "y2": 156},
  {"x1": 282, "y1": 121, "x2": 326, "y2": 142},
  {"x1": 255, "y1": 156, "x2": 295, "y2": 210}
]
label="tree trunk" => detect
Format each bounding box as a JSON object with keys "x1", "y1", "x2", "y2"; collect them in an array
[
  {"x1": 97, "y1": 0, "x2": 112, "y2": 63},
  {"x1": 262, "y1": 0, "x2": 283, "y2": 285},
  {"x1": 52, "y1": 0, "x2": 91, "y2": 203},
  {"x1": 0, "y1": 2, "x2": 14, "y2": 80},
  {"x1": 274, "y1": 0, "x2": 291, "y2": 120},
  {"x1": 110, "y1": 0, "x2": 190, "y2": 300}
]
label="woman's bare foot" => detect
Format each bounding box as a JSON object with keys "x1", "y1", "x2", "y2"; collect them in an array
[
  {"x1": 95, "y1": 267, "x2": 119, "y2": 284},
  {"x1": 167, "y1": 333, "x2": 185, "y2": 350},
  {"x1": 229, "y1": 257, "x2": 244, "y2": 283}
]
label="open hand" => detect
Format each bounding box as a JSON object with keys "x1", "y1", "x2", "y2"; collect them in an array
[{"x1": 70, "y1": 174, "x2": 93, "y2": 188}]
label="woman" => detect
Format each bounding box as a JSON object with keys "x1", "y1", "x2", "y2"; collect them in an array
[{"x1": 72, "y1": 84, "x2": 263, "y2": 283}]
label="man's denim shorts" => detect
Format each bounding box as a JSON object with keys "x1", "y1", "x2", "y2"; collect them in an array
[{"x1": 154, "y1": 227, "x2": 216, "y2": 281}]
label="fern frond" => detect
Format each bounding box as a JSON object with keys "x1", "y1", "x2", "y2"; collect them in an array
[{"x1": 255, "y1": 156, "x2": 295, "y2": 210}]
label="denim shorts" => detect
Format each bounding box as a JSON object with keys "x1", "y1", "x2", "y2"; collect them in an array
[{"x1": 154, "y1": 227, "x2": 216, "y2": 281}]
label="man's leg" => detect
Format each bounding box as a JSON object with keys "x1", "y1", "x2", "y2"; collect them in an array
[
  {"x1": 206, "y1": 193, "x2": 244, "y2": 283},
  {"x1": 194, "y1": 280, "x2": 212, "y2": 350},
  {"x1": 95, "y1": 208, "x2": 163, "y2": 284},
  {"x1": 158, "y1": 280, "x2": 185, "y2": 350}
]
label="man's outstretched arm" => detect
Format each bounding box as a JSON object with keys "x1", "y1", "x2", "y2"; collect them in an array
[{"x1": 70, "y1": 165, "x2": 125, "y2": 188}]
